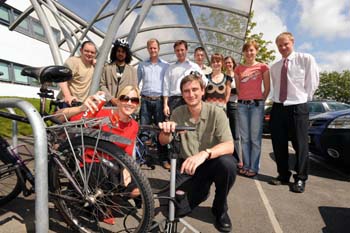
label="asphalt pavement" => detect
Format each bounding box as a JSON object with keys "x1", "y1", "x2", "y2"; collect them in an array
[{"x1": 0, "y1": 136, "x2": 349, "y2": 233}]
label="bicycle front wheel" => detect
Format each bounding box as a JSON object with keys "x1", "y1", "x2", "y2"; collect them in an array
[
  {"x1": 49, "y1": 136, "x2": 154, "y2": 233},
  {"x1": 0, "y1": 136, "x2": 22, "y2": 206}
]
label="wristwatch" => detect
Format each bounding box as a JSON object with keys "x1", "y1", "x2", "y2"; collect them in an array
[{"x1": 205, "y1": 148, "x2": 212, "y2": 160}]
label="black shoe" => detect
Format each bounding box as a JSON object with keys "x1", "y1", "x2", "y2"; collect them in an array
[
  {"x1": 268, "y1": 176, "x2": 290, "y2": 185},
  {"x1": 213, "y1": 211, "x2": 232, "y2": 232},
  {"x1": 291, "y1": 180, "x2": 305, "y2": 193}
]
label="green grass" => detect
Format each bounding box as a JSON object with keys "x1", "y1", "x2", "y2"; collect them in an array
[{"x1": 0, "y1": 97, "x2": 52, "y2": 137}]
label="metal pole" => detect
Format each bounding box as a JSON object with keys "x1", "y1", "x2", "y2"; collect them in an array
[
  {"x1": 89, "y1": 0, "x2": 131, "y2": 95},
  {"x1": 127, "y1": 0, "x2": 155, "y2": 48},
  {"x1": 71, "y1": 0, "x2": 111, "y2": 55},
  {"x1": 50, "y1": 0, "x2": 105, "y2": 39},
  {"x1": 8, "y1": 6, "x2": 35, "y2": 31},
  {"x1": 182, "y1": 0, "x2": 210, "y2": 62},
  {"x1": 6, "y1": 108, "x2": 18, "y2": 153},
  {"x1": 44, "y1": 0, "x2": 75, "y2": 52},
  {"x1": 0, "y1": 99, "x2": 48, "y2": 233},
  {"x1": 30, "y1": 0, "x2": 63, "y2": 65}
]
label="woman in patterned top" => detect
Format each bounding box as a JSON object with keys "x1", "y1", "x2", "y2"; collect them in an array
[{"x1": 205, "y1": 53, "x2": 232, "y2": 110}]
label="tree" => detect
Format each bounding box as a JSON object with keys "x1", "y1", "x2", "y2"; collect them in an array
[
  {"x1": 315, "y1": 71, "x2": 350, "y2": 103},
  {"x1": 196, "y1": 8, "x2": 246, "y2": 63},
  {"x1": 244, "y1": 11, "x2": 275, "y2": 64},
  {"x1": 196, "y1": 9, "x2": 275, "y2": 64}
]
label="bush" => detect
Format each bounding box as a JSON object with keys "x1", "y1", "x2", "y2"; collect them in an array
[
  {"x1": 315, "y1": 71, "x2": 350, "y2": 103},
  {"x1": 0, "y1": 97, "x2": 51, "y2": 137}
]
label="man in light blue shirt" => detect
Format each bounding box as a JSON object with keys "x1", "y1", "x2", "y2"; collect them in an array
[
  {"x1": 163, "y1": 40, "x2": 204, "y2": 118},
  {"x1": 138, "y1": 38, "x2": 170, "y2": 169}
]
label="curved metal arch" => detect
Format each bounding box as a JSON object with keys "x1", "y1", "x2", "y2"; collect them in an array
[
  {"x1": 119, "y1": 24, "x2": 245, "y2": 44},
  {"x1": 137, "y1": 0, "x2": 249, "y2": 18},
  {"x1": 94, "y1": 0, "x2": 249, "y2": 25}
]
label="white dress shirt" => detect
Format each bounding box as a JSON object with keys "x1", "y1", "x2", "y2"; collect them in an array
[
  {"x1": 163, "y1": 59, "x2": 206, "y2": 97},
  {"x1": 270, "y1": 51, "x2": 319, "y2": 106}
]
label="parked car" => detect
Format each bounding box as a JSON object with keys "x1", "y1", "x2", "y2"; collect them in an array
[
  {"x1": 308, "y1": 109, "x2": 350, "y2": 167},
  {"x1": 263, "y1": 100, "x2": 350, "y2": 134}
]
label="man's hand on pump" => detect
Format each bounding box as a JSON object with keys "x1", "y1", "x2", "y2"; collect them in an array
[{"x1": 158, "y1": 121, "x2": 177, "y2": 134}]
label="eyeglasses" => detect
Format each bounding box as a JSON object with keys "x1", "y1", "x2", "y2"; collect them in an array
[
  {"x1": 119, "y1": 95, "x2": 140, "y2": 104},
  {"x1": 190, "y1": 70, "x2": 201, "y2": 78}
]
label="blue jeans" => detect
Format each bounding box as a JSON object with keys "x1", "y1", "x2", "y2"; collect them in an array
[
  {"x1": 237, "y1": 100, "x2": 264, "y2": 173},
  {"x1": 140, "y1": 98, "x2": 164, "y2": 125}
]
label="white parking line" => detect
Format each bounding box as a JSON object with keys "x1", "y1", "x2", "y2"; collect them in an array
[{"x1": 255, "y1": 180, "x2": 283, "y2": 233}]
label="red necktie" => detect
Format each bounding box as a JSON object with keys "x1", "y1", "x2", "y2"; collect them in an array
[{"x1": 279, "y1": 59, "x2": 288, "y2": 102}]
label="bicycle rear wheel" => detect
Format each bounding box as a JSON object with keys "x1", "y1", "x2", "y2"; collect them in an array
[
  {"x1": 0, "y1": 136, "x2": 22, "y2": 206},
  {"x1": 49, "y1": 136, "x2": 154, "y2": 233}
]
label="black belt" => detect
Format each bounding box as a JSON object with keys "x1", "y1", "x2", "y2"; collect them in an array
[
  {"x1": 169, "y1": 96, "x2": 183, "y2": 99},
  {"x1": 142, "y1": 95, "x2": 162, "y2": 100},
  {"x1": 238, "y1": 99, "x2": 263, "y2": 105}
]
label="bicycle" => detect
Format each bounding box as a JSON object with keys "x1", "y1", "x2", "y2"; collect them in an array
[
  {"x1": 135, "y1": 128, "x2": 171, "y2": 194},
  {"x1": 0, "y1": 66, "x2": 154, "y2": 232}
]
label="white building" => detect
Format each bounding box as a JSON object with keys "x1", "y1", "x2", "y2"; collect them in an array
[{"x1": 0, "y1": 0, "x2": 101, "y2": 98}]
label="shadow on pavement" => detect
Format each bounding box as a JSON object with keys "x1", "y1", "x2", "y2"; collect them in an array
[
  {"x1": 268, "y1": 152, "x2": 350, "y2": 182},
  {"x1": 188, "y1": 206, "x2": 214, "y2": 224},
  {"x1": 319, "y1": 206, "x2": 350, "y2": 233},
  {"x1": 0, "y1": 197, "x2": 73, "y2": 233}
]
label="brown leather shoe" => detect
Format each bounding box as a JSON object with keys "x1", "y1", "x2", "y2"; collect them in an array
[{"x1": 162, "y1": 161, "x2": 171, "y2": 170}]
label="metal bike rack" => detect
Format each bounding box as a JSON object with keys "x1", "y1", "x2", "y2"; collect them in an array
[
  {"x1": 6, "y1": 108, "x2": 18, "y2": 153},
  {"x1": 0, "y1": 98, "x2": 48, "y2": 233}
]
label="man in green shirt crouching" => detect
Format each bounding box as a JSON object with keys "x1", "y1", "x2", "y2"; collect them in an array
[{"x1": 159, "y1": 72, "x2": 236, "y2": 232}]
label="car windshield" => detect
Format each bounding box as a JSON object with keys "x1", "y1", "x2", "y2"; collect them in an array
[
  {"x1": 327, "y1": 102, "x2": 350, "y2": 111},
  {"x1": 308, "y1": 102, "x2": 324, "y2": 114}
]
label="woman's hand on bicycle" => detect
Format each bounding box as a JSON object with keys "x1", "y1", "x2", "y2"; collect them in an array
[{"x1": 180, "y1": 151, "x2": 207, "y2": 175}]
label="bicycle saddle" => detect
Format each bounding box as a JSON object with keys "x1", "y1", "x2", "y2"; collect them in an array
[{"x1": 21, "y1": 66, "x2": 72, "y2": 84}]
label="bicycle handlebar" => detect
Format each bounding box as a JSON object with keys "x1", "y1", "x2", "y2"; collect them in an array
[{"x1": 140, "y1": 124, "x2": 195, "y2": 132}]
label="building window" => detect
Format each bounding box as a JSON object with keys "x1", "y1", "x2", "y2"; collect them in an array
[
  {"x1": 0, "y1": 62, "x2": 10, "y2": 81},
  {"x1": 0, "y1": 6, "x2": 10, "y2": 23},
  {"x1": 13, "y1": 65, "x2": 28, "y2": 84},
  {"x1": 32, "y1": 20, "x2": 45, "y2": 38},
  {"x1": 0, "y1": 4, "x2": 60, "y2": 44}
]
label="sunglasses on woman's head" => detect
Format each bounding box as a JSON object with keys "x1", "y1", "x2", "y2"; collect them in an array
[
  {"x1": 190, "y1": 70, "x2": 201, "y2": 78},
  {"x1": 119, "y1": 95, "x2": 140, "y2": 104}
]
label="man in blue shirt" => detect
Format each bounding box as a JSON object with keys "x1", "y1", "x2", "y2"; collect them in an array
[{"x1": 138, "y1": 38, "x2": 170, "y2": 169}]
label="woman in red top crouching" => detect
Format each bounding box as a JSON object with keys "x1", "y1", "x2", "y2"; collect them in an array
[{"x1": 56, "y1": 86, "x2": 141, "y2": 224}]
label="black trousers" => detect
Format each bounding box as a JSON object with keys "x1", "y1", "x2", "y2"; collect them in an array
[
  {"x1": 270, "y1": 102, "x2": 309, "y2": 181},
  {"x1": 226, "y1": 102, "x2": 240, "y2": 161},
  {"x1": 176, "y1": 155, "x2": 236, "y2": 214},
  {"x1": 168, "y1": 96, "x2": 185, "y2": 114}
]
